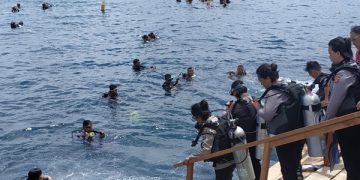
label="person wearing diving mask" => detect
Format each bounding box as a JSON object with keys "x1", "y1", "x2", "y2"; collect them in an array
[
  {"x1": 181, "y1": 100, "x2": 235, "y2": 180},
  {"x1": 223, "y1": 80, "x2": 261, "y2": 180}
]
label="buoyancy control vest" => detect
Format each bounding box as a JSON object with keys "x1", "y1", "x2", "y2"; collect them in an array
[
  {"x1": 260, "y1": 82, "x2": 305, "y2": 135},
  {"x1": 327, "y1": 64, "x2": 360, "y2": 116},
  {"x1": 192, "y1": 117, "x2": 234, "y2": 163},
  {"x1": 230, "y1": 99, "x2": 257, "y2": 142},
  {"x1": 310, "y1": 73, "x2": 329, "y2": 101}
]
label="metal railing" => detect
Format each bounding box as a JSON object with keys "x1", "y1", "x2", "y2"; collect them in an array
[{"x1": 174, "y1": 111, "x2": 360, "y2": 180}]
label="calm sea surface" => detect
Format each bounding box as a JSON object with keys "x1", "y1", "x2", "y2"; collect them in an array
[{"x1": 0, "y1": 0, "x2": 359, "y2": 179}]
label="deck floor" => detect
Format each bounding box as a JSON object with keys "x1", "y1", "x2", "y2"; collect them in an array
[{"x1": 268, "y1": 146, "x2": 346, "y2": 180}]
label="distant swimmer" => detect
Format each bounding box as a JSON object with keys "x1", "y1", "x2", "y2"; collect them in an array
[
  {"x1": 103, "y1": 84, "x2": 118, "y2": 99},
  {"x1": 142, "y1": 32, "x2": 159, "y2": 42},
  {"x1": 11, "y1": 3, "x2": 21, "y2": 12},
  {"x1": 176, "y1": 0, "x2": 181, "y2": 2},
  {"x1": 78, "y1": 120, "x2": 105, "y2": 141},
  {"x1": 162, "y1": 74, "x2": 180, "y2": 92},
  {"x1": 220, "y1": 0, "x2": 230, "y2": 4},
  {"x1": 132, "y1": 59, "x2": 156, "y2": 72},
  {"x1": 10, "y1": 21, "x2": 23, "y2": 29},
  {"x1": 27, "y1": 168, "x2": 53, "y2": 180},
  {"x1": 42, "y1": 2, "x2": 52, "y2": 10},
  {"x1": 182, "y1": 67, "x2": 196, "y2": 81},
  {"x1": 227, "y1": 64, "x2": 247, "y2": 79}
]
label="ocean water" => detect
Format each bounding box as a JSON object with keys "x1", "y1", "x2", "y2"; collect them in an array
[{"x1": 0, "y1": 0, "x2": 359, "y2": 179}]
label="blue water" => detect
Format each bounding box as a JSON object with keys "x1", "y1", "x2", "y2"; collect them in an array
[{"x1": 0, "y1": 0, "x2": 359, "y2": 179}]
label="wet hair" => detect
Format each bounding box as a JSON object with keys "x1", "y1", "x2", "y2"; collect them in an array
[
  {"x1": 305, "y1": 61, "x2": 321, "y2": 72},
  {"x1": 10, "y1": 22, "x2": 17, "y2": 29},
  {"x1": 27, "y1": 168, "x2": 42, "y2": 180},
  {"x1": 256, "y1": 63, "x2": 279, "y2": 82},
  {"x1": 148, "y1": 32, "x2": 156, "y2": 39},
  {"x1": 83, "y1": 120, "x2": 92, "y2": 128},
  {"x1": 187, "y1": 67, "x2": 193, "y2": 71},
  {"x1": 142, "y1": 35, "x2": 150, "y2": 42},
  {"x1": 328, "y1": 37, "x2": 353, "y2": 61},
  {"x1": 191, "y1": 100, "x2": 211, "y2": 121},
  {"x1": 237, "y1": 65, "x2": 247, "y2": 75},
  {"x1": 42, "y1": 2, "x2": 52, "y2": 10},
  {"x1": 109, "y1": 84, "x2": 117, "y2": 90},
  {"x1": 17, "y1": 3, "x2": 21, "y2": 8},
  {"x1": 351, "y1": 26, "x2": 360, "y2": 35}
]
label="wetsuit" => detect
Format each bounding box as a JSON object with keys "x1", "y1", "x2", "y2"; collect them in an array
[
  {"x1": 325, "y1": 63, "x2": 360, "y2": 180},
  {"x1": 222, "y1": 96, "x2": 261, "y2": 180},
  {"x1": 188, "y1": 116, "x2": 235, "y2": 180},
  {"x1": 256, "y1": 82, "x2": 304, "y2": 180},
  {"x1": 162, "y1": 79, "x2": 178, "y2": 91}
]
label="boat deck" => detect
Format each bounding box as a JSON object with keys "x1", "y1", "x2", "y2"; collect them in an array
[{"x1": 268, "y1": 146, "x2": 346, "y2": 180}]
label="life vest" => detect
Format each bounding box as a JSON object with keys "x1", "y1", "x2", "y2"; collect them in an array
[
  {"x1": 260, "y1": 82, "x2": 305, "y2": 135},
  {"x1": 326, "y1": 64, "x2": 360, "y2": 116}
]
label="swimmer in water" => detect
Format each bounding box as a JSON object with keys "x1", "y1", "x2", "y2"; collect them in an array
[
  {"x1": 142, "y1": 35, "x2": 151, "y2": 42},
  {"x1": 182, "y1": 67, "x2": 196, "y2": 81},
  {"x1": 42, "y1": 2, "x2": 52, "y2": 10},
  {"x1": 10, "y1": 21, "x2": 23, "y2": 29},
  {"x1": 103, "y1": 84, "x2": 118, "y2": 99},
  {"x1": 27, "y1": 168, "x2": 53, "y2": 180},
  {"x1": 162, "y1": 74, "x2": 180, "y2": 92},
  {"x1": 12, "y1": 4, "x2": 21, "y2": 12},
  {"x1": 227, "y1": 64, "x2": 247, "y2": 78},
  {"x1": 81, "y1": 120, "x2": 105, "y2": 140},
  {"x1": 132, "y1": 59, "x2": 146, "y2": 71}
]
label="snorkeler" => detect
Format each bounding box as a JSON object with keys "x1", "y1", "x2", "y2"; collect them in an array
[
  {"x1": 80, "y1": 120, "x2": 105, "y2": 140},
  {"x1": 27, "y1": 168, "x2": 52, "y2": 180},
  {"x1": 103, "y1": 84, "x2": 118, "y2": 99},
  {"x1": 182, "y1": 67, "x2": 196, "y2": 81},
  {"x1": 42, "y1": 2, "x2": 52, "y2": 10},
  {"x1": 10, "y1": 21, "x2": 23, "y2": 29},
  {"x1": 162, "y1": 74, "x2": 180, "y2": 91}
]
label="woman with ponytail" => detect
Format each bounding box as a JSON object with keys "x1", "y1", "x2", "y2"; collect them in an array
[
  {"x1": 181, "y1": 100, "x2": 235, "y2": 180},
  {"x1": 325, "y1": 36, "x2": 360, "y2": 180},
  {"x1": 252, "y1": 63, "x2": 305, "y2": 180}
]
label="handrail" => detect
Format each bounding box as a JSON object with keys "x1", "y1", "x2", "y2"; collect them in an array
[{"x1": 174, "y1": 111, "x2": 360, "y2": 180}]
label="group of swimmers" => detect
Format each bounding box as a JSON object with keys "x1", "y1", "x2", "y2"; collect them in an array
[
  {"x1": 9, "y1": 2, "x2": 52, "y2": 29},
  {"x1": 177, "y1": 0, "x2": 231, "y2": 7}
]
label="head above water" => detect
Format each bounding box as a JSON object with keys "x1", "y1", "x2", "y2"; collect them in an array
[
  {"x1": 191, "y1": 99, "x2": 210, "y2": 123},
  {"x1": 17, "y1": 3, "x2": 21, "y2": 8},
  {"x1": 164, "y1": 74, "x2": 172, "y2": 81},
  {"x1": 351, "y1": 26, "x2": 360, "y2": 50},
  {"x1": 133, "y1": 59, "x2": 140, "y2": 66},
  {"x1": 83, "y1": 120, "x2": 93, "y2": 132},
  {"x1": 256, "y1": 63, "x2": 279, "y2": 89},
  {"x1": 142, "y1": 35, "x2": 150, "y2": 42},
  {"x1": 148, "y1": 32, "x2": 156, "y2": 39},
  {"x1": 27, "y1": 168, "x2": 42, "y2": 180},
  {"x1": 187, "y1": 67, "x2": 194, "y2": 76},
  {"x1": 328, "y1": 36, "x2": 353, "y2": 64},
  {"x1": 108, "y1": 84, "x2": 118, "y2": 98},
  {"x1": 236, "y1": 64, "x2": 246, "y2": 76}
]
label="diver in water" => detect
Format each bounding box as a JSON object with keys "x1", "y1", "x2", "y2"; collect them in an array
[
  {"x1": 103, "y1": 84, "x2": 118, "y2": 99},
  {"x1": 80, "y1": 120, "x2": 105, "y2": 140},
  {"x1": 132, "y1": 59, "x2": 146, "y2": 71},
  {"x1": 227, "y1": 64, "x2": 247, "y2": 79},
  {"x1": 12, "y1": 3, "x2": 21, "y2": 12},
  {"x1": 162, "y1": 74, "x2": 180, "y2": 91},
  {"x1": 10, "y1": 21, "x2": 23, "y2": 29},
  {"x1": 42, "y1": 2, "x2": 52, "y2": 10},
  {"x1": 27, "y1": 168, "x2": 52, "y2": 180},
  {"x1": 182, "y1": 67, "x2": 196, "y2": 81}
]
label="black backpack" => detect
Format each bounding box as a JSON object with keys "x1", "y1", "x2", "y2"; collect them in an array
[
  {"x1": 260, "y1": 82, "x2": 305, "y2": 135},
  {"x1": 192, "y1": 117, "x2": 235, "y2": 164}
]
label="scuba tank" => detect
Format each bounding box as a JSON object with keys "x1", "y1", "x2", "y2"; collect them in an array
[
  {"x1": 228, "y1": 119, "x2": 255, "y2": 180},
  {"x1": 255, "y1": 116, "x2": 268, "y2": 160},
  {"x1": 302, "y1": 92, "x2": 323, "y2": 157}
]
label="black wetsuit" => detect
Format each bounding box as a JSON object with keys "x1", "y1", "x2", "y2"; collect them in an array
[{"x1": 310, "y1": 72, "x2": 329, "y2": 101}]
